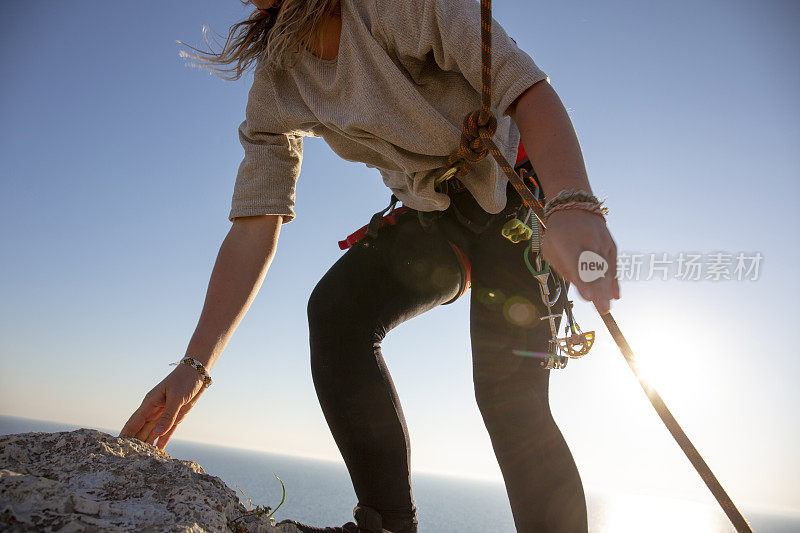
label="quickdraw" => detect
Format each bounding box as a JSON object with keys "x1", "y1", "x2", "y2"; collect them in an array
[{"x1": 510, "y1": 154, "x2": 596, "y2": 370}]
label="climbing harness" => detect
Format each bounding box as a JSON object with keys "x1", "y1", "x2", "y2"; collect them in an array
[
  {"x1": 338, "y1": 195, "x2": 410, "y2": 250},
  {"x1": 337, "y1": 194, "x2": 472, "y2": 305},
  {"x1": 453, "y1": 1, "x2": 754, "y2": 530}
]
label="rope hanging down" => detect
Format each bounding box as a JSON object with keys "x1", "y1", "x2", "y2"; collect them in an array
[
  {"x1": 445, "y1": 0, "x2": 544, "y2": 225},
  {"x1": 449, "y1": 1, "x2": 753, "y2": 531}
]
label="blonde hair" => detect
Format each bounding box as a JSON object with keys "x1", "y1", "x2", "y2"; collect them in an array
[{"x1": 179, "y1": 0, "x2": 340, "y2": 80}]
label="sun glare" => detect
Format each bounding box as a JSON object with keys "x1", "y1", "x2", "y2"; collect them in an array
[
  {"x1": 591, "y1": 491, "x2": 731, "y2": 532},
  {"x1": 617, "y1": 313, "x2": 720, "y2": 408}
]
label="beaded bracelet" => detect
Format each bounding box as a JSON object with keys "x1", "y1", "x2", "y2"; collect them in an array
[{"x1": 169, "y1": 356, "x2": 213, "y2": 388}]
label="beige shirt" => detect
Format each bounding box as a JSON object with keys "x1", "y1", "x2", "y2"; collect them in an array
[{"x1": 229, "y1": 0, "x2": 547, "y2": 222}]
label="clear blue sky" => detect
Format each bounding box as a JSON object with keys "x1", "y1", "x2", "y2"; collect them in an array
[{"x1": 1, "y1": 0, "x2": 798, "y2": 516}]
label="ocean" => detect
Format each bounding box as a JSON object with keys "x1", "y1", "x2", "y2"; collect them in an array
[{"x1": 1, "y1": 415, "x2": 797, "y2": 532}]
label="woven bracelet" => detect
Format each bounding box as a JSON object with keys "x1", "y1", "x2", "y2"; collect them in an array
[
  {"x1": 169, "y1": 356, "x2": 213, "y2": 388},
  {"x1": 543, "y1": 189, "x2": 599, "y2": 212},
  {"x1": 544, "y1": 201, "x2": 608, "y2": 223},
  {"x1": 543, "y1": 189, "x2": 608, "y2": 224}
]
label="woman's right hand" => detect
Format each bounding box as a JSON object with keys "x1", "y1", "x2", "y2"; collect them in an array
[
  {"x1": 541, "y1": 208, "x2": 620, "y2": 314},
  {"x1": 119, "y1": 364, "x2": 208, "y2": 450}
]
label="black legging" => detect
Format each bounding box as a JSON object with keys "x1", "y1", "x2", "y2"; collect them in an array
[{"x1": 307, "y1": 185, "x2": 587, "y2": 533}]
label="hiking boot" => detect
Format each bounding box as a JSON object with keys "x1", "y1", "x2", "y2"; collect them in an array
[{"x1": 277, "y1": 505, "x2": 384, "y2": 533}]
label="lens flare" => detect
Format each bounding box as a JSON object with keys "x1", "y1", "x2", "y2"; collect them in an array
[
  {"x1": 475, "y1": 288, "x2": 506, "y2": 307},
  {"x1": 502, "y1": 295, "x2": 539, "y2": 327}
]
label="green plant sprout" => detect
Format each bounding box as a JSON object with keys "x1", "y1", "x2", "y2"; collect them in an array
[{"x1": 228, "y1": 473, "x2": 286, "y2": 531}]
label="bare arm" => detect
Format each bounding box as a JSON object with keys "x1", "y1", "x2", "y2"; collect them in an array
[
  {"x1": 120, "y1": 215, "x2": 282, "y2": 448},
  {"x1": 186, "y1": 214, "x2": 282, "y2": 371},
  {"x1": 509, "y1": 81, "x2": 620, "y2": 312}
]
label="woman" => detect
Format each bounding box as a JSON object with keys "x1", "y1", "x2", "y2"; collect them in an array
[{"x1": 120, "y1": 0, "x2": 619, "y2": 531}]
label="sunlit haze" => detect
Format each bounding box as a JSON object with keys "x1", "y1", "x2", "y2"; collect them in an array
[{"x1": 1, "y1": 0, "x2": 798, "y2": 524}]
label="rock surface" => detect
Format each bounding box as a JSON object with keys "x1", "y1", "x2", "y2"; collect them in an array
[{"x1": 0, "y1": 429, "x2": 300, "y2": 532}]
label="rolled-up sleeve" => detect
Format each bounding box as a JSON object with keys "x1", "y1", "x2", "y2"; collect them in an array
[
  {"x1": 229, "y1": 126, "x2": 303, "y2": 223},
  {"x1": 229, "y1": 65, "x2": 303, "y2": 223},
  {"x1": 383, "y1": 0, "x2": 548, "y2": 117}
]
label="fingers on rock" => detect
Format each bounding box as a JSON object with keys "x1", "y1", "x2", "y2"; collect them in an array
[{"x1": 153, "y1": 397, "x2": 182, "y2": 436}]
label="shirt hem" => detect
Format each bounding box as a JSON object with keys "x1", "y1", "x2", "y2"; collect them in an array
[{"x1": 228, "y1": 207, "x2": 295, "y2": 223}]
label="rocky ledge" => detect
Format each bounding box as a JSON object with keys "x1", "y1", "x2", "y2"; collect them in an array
[{"x1": 0, "y1": 429, "x2": 300, "y2": 532}]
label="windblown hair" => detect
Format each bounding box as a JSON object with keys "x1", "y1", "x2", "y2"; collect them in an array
[{"x1": 179, "y1": 0, "x2": 340, "y2": 80}]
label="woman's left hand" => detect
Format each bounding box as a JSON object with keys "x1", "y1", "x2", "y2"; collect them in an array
[{"x1": 541, "y1": 209, "x2": 620, "y2": 314}]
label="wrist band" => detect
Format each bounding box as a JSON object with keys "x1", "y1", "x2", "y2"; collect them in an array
[
  {"x1": 543, "y1": 189, "x2": 608, "y2": 224},
  {"x1": 169, "y1": 356, "x2": 213, "y2": 388},
  {"x1": 544, "y1": 201, "x2": 608, "y2": 223},
  {"x1": 544, "y1": 189, "x2": 599, "y2": 210}
]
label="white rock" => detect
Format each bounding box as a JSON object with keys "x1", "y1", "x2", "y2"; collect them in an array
[
  {"x1": 72, "y1": 495, "x2": 100, "y2": 515},
  {"x1": 0, "y1": 429, "x2": 283, "y2": 532}
]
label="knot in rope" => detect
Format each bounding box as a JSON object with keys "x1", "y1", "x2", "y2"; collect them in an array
[
  {"x1": 450, "y1": 109, "x2": 498, "y2": 169},
  {"x1": 443, "y1": 0, "x2": 545, "y2": 224}
]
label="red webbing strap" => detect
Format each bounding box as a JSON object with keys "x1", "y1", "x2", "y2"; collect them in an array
[
  {"x1": 338, "y1": 206, "x2": 410, "y2": 250},
  {"x1": 449, "y1": 242, "x2": 471, "y2": 301},
  {"x1": 600, "y1": 312, "x2": 753, "y2": 532}
]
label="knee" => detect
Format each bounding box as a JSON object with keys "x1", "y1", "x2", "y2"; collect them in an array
[
  {"x1": 473, "y1": 377, "x2": 504, "y2": 418},
  {"x1": 473, "y1": 373, "x2": 551, "y2": 430}
]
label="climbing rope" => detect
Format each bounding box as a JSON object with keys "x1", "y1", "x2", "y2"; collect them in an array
[
  {"x1": 445, "y1": 0, "x2": 545, "y2": 226},
  {"x1": 450, "y1": 1, "x2": 753, "y2": 530}
]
